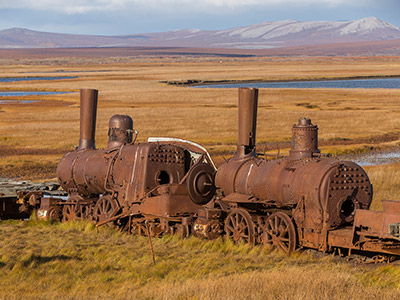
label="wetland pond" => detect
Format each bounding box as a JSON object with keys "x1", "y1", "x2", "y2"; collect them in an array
[
  {"x1": 193, "y1": 77, "x2": 400, "y2": 89},
  {"x1": 0, "y1": 76, "x2": 77, "y2": 83},
  {"x1": 0, "y1": 76, "x2": 76, "y2": 100},
  {"x1": 0, "y1": 91, "x2": 72, "y2": 97},
  {"x1": 342, "y1": 151, "x2": 400, "y2": 166}
]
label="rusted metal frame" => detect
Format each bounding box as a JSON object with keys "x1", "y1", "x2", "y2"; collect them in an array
[
  {"x1": 320, "y1": 164, "x2": 341, "y2": 252},
  {"x1": 133, "y1": 178, "x2": 186, "y2": 203},
  {"x1": 139, "y1": 185, "x2": 165, "y2": 200},
  {"x1": 129, "y1": 147, "x2": 141, "y2": 202},
  {"x1": 70, "y1": 156, "x2": 80, "y2": 194},
  {"x1": 95, "y1": 210, "x2": 186, "y2": 228},
  {"x1": 147, "y1": 137, "x2": 217, "y2": 170},
  {"x1": 96, "y1": 211, "x2": 132, "y2": 227},
  {"x1": 127, "y1": 215, "x2": 132, "y2": 234},
  {"x1": 141, "y1": 213, "x2": 184, "y2": 223},
  {"x1": 103, "y1": 150, "x2": 120, "y2": 193},
  {"x1": 293, "y1": 196, "x2": 306, "y2": 243}
]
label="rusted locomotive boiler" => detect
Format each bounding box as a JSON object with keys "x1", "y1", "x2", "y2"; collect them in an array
[
  {"x1": 196, "y1": 88, "x2": 400, "y2": 256},
  {"x1": 39, "y1": 89, "x2": 217, "y2": 235}
]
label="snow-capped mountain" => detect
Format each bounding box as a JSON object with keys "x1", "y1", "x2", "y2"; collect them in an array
[
  {"x1": 208, "y1": 17, "x2": 400, "y2": 48},
  {"x1": 1, "y1": 17, "x2": 399, "y2": 49}
]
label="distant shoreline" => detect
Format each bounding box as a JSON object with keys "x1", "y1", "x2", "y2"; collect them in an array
[{"x1": 163, "y1": 74, "x2": 400, "y2": 86}]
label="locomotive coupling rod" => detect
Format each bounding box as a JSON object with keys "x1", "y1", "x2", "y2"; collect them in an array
[{"x1": 95, "y1": 212, "x2": 130, "y2": 227}]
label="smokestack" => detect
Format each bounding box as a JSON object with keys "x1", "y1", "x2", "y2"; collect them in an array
[
  {"x1": 236, "y1": 87, "x2": 258, "y2": 159},
  {"x1": 77, "y1": 89, "x2": 98, "y2": 150}
]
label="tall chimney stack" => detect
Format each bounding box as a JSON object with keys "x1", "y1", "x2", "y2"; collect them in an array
[
  {"x1": 77, "y1": 89, "x2": 98, "y2": 150},
  {"x1": 236, "y1": 88, "x2": 258, "y2": 159}
]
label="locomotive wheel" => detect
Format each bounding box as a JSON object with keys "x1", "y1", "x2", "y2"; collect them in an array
[
  {"x1": 93, "y1": 196, "x2": 119, "y2": 223},
  {"x1": 224, "y1": 209, "x2": 255, "y2": 245},
  {"x1": 47, "y1": 207, "x2": 62, "y2": 222},
  {"x1": 62, "y1": 204, "x2": 78, "y2": 222},
  {"x1": 263, "y1": 212, "x2": 297, "y2": 254}
]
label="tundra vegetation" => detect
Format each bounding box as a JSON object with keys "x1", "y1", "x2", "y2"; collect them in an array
[
  {"x1": 0, "y1": 55, "x2": 400, "y2": 298},
  {"x1": 0, "y1": 218, "x2": 400, "y2": 300}
]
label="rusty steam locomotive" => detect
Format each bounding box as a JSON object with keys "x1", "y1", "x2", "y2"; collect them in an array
[
  {"x1": 28, "y1": 87, "x2": 400, "y2": 257},
  {"x1": 29, "y1": 89, "x2": 217, "y2": 237}
]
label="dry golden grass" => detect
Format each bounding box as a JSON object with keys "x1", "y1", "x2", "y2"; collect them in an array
[
  {"x1": 1, "y1": 56, "x2": 400, "y2": 178},
  {"x1": 1, "y1": 55, "x2": 400, "y2": 298},
  {"x1": 0, "y1": 220, "x2": 399, "y2": 300},
  {"x1": 365, "y1": 162, "x2": 400, "y2": 210}
]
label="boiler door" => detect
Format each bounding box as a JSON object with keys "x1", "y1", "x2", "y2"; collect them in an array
[{"x1": 186, "y1": 163, "x2": 216, "y2": 205}]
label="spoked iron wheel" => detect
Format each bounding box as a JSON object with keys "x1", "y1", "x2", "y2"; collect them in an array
[
  {"x1": 93, "y1": 195, "x2": 119, "y2": 223},
  {"x1": 263, "y1": 212, "x2": 297, "y2": 254},
  {"x1": 62, "y1": 204, "x2": 78, "y2": 222},
  {"x1": 224, "y1": 209, "x2": 255, "y2": 245}
]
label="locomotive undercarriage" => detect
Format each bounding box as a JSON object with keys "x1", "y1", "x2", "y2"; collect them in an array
[
  {"x1": 193, "y1": 201, "x2": 298, "y2": 253},
  {"x1": 30, "y1": 188, "x2": 400, "y2": 261},
  {"x1": 119, "y1": 215, "x2": 194, "y2": 239},
  {"x1": 33, "y1": 190, "x2": 198, "y2": 239}
]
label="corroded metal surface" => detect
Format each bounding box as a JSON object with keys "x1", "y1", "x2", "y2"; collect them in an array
[
  {"x1": 77, "y1": 89, "x2": 97, "y2": 150},
  {"x1": 0, "y1": 178, "x2": 61, "y2": 219},
  {"x1": 289, "y1": 118, "x2": 320, "y2": 160},
  {"x1": 22, "y1": 87, "x2": 400, "y2": 260},
  {"x1": 212, "y1": 87, "x2": 400, "y2": 257},
  {"x1": 46, "y1": 89, "x2": 217, "y2": 232}
]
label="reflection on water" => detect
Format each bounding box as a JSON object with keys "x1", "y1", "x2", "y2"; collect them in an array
[
  {"x1": 342, "y1": 151, "x2": 400, "y2": 166},
  {"x1": 0, "y1": 76, "x2": 77, "y2": 83},
  {"x1": 0, "y1": 91, "x2": 71, "y2": 97},
  {"x1": 193, "y1": 78, "x2": 400, "y2": 89}
]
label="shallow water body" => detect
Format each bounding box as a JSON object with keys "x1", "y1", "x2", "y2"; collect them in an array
[
  {"x1": 0, "y1": 91, "x2": 71, "y2": 97},
  {"x1": 0, "y1": 76, "x2": 77, "y2": 83},
  {"x1": 341, "y1": 151, "x2": 400, "y2": 166},
  {"x1": 193, "y1": 78, "x2": 400, "y2": 89},
  {"x1": 0, "y1": 100, "x2": 38, "y2": 104}
]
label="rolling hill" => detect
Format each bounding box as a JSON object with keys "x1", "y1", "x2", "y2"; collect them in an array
[{"x1": 1, "y1": 17, "x2": 400, "y2": 50}]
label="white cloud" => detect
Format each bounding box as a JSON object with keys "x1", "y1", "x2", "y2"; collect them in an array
[{"x1": 0, "y1": 0, "x2": 372, "y2": 14}]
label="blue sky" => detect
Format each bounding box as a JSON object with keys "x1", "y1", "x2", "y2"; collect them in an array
[{"x1": 0, "y1": 0, "x2": 399, "y2": 35}]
